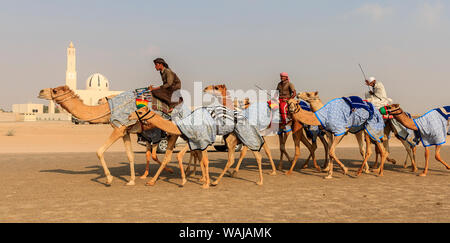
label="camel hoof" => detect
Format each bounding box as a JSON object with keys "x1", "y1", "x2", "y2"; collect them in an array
[
  {"x1": 202, "y1": 184, "x2": 210, "y2": 189},
  {"x1": 211, "y1": 180, "x2": 219, "y2": 186},
  {"x1": 315, "y1": 167, "x2": 322, "y2": 173},
  {"x1": 324, "y1": 175, "x2": 333, "y2": 179},
  {"x1": 165, "y1": 168, "x2": 174, "y2": 174},
  {"x1": 389, "y1": 159, "x2": 397, "y2": 165},
  {"x1": 343, "y1": 168, "x2": 348, "y2": 175},
  {"x1": 419, "y1": 173, "x2": 427, "y2": 177},
  {"x1": 256, "y1": 181, "x2": 263, "y2": 186},
  {"x1": 269, "y1": 171, "x2": 277, "y2": 176},
  {"x1": 230, "y1": 170, "x2": 238, "y2": 177},
  {"x1": 126, "y1": 181, "x2": 135, "y2": 186},
  {"x1": 181, "y1": 178, "x2": 187, "y2": 186},
  {"x1": 285, "y1": 171, "x2": 292, "y2": 176},
  {"x1": 140, "y1": 174, "x2": 148, "y2": 179},
  {"x1": 106, "y1": 175, "x2": 113, "y2": 185},
  {"x1": 146, "y1": 180, "x2": 156, "y2": 186}
]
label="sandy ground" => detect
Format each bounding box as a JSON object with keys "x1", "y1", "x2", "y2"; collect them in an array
[{"x1": 1, "y1": 121, "x2": 450, "y2": 222}]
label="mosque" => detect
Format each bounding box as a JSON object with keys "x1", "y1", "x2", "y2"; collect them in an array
[
  {"x1": 13, "y1": 42, "x2": 123, "y2": 121},
  {"x1": 63, "y1": 41, "x2": 123, "y2": 107}
]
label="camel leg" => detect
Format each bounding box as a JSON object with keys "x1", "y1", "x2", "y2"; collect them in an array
[
  {"x1": 419, "y1": 147, "x2": 430, "y2": 177},
  {"x1": 325, "y1": 135, "x2": 347, "y2": 179},
  {"x1": 122, "y1": 133, "x2": 136, "y2": 186},
  {"x1": 153, "y1": 144, "x2": 174, "y2": 173},
  {"x1": 175, "y1": 144, "x2": 189, "y2": 186},
  {"x1": 140, "y1": 143, "x2": 151, "y2": 179},
  {"x1": 373, "y1": 141, "x2": 388, "y2": 177},
  {"x1": 357, "y1": 133, "x2": 373, "y2": 177},
  {"x1": 355, "y1": 131, "x2": 370, "y2": 173},
  {"x1": 146, "y1": 135, "x2": 178, "y2": 186},
  {"x1": 96, "y1": 126, "x2": 126, "y2": 185},
  {"x1": 402, "y1": 140, "x2": 418, "y2": 172},
  {"x1": 262, "y1": 139, "x2": 277, "y2": 175},
  {"x1": 434, "y1": 145, "x2": 450, "y2": 170},
  {"x1": 231, "y1": 145, "x2": 248, "y2": 177},
  {"x1": 319, "y1": 134, "x2": 329, "y2": 169},
  {"x1": 278, "y1": 132, "x2": 291, "y2": 170},
  {"x1": 201, "y1": 150, "x2": 210, "y2": 189},
  {"x1": 252, "y1": 150, "x2": 264, "y2": 185},
  {"x1": 212, "y1": 135, "x2": 238, "y2": 186}
]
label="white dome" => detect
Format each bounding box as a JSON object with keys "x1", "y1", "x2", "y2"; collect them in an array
[{"x1": 86, "y1": 73, "x2": 110, "y2": 91}]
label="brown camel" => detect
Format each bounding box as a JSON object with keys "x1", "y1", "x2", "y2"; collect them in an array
[
  {"x1": 385, "y1": 104, "x2": 450, "y2": 176},
  {"x1": 128, "y1": 106, "x2": 265, "y2": 188},
  {"x1": 287, "y1": 97, "x2": 389, "y2": 178},
  {"x1": 38, "y1": 85, "x2": 173, "y2": 186},
  {"x1": 203, "y1": 84, "x2": 320, "y2": 175}
]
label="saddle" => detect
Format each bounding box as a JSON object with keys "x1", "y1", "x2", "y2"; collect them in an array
[{"x1": 342, "y1": 96, "x2": 375, "y2": 121}]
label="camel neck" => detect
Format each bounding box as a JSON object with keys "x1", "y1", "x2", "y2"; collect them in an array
[
  {"x1": 392, "y1": 111, "x2": 418, "y2": 131},
  {"x1": 307, "y1": 99, "x2": 324, "y2": 112},
  {"x1": 147, "y1": 113, "x2": 182, "y2": 135},
  {"x1": 291, "y1": 107, "x2": 321, "y2": 126},
  {"x1": 56, "y1": 95, "x2": 111, "y2": 124}
]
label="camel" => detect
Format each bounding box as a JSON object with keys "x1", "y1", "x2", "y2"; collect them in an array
[
  {"x1": 298, "y1": 91, "x2": 417, "y2": 171},
  {"x1": 203, "y1": 84, "x2": 321, "y2": 175},
  {"x1": 38, "y1": 85, "x2": 174, "y2": 186},
  {"x1": 385, "y1": 104, "x2": 450, "y2": 176},
  {"x1": 128, "y1": 106, "x2": 266, "y2": 188},
  {"x1": 287, "y1": 97, "x2": 389, "y2": 178}
]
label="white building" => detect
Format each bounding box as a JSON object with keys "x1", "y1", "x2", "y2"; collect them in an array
[{"x1": 64, "y1": 42, "x2": 123, "y2": 107}]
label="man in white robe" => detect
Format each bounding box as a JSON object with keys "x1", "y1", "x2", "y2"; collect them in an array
[{"x1": 364, "y1": 76, "x2": 393, "y2": 109}]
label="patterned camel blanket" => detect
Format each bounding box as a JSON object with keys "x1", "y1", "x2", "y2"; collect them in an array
[
  {"x1": 108, "y1": 88, "x2": 173, "y2": 128},
  {"x1": 413, "y1": 108, "x2": 450, "y2": 147},
  {"x1": 176, "y1": 105, "x2": 264, "y2": 151},
  {"x1": 314, "y1": 97, "x2": 385, "y2": 142}
]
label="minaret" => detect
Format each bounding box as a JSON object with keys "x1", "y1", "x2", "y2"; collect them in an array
[{"x1": 66, "y1": 41, "x2": 77, "y2": 90}]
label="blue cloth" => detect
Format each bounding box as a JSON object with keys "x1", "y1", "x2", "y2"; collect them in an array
[
  {"x1": 108, "y1": 91, "x2": 138, "y2": 128},
  {"x1": 413, "y1": 109, "x2": 449, "y2": 147},
  {"x1": 314, "y1": 98, "x2": 384, "y2": 142},
  {"x1": 298, "y1": 101, "x2": 323, "y2": 142},
  {"x1": 175, "y1": 105, "x2": 264, "y2": 151}
]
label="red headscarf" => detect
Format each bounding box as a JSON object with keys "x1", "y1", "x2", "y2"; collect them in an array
[{"x1": 280, "y1": 72, "x2": 289, "y2": 81}]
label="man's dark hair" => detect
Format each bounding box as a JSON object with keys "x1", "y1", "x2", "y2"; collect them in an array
[{"x1": 153, "y1": 58, "x2": 169, "y2": 68}]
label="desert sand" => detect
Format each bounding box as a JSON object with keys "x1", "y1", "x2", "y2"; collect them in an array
[{"x1": 1, "y1": 121, "x2": 449, "y2": 222}]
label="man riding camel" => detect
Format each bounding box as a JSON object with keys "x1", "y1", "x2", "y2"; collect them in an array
[
  {"x1": 364, "y1": 76, "x2": 392, "y2": 110},
  {"x1": 276, "y1": 72, "x2": 296, "y2": 133},
  {"x1": 149, "y1": 58, "x2": 183, "y2": 110}
]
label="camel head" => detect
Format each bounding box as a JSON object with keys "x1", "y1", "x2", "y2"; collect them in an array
[
  {"x1": 287, "y1": 98, "x2": 301, "y2": 113},
  {"x1": 128, "y1": 106, "x2": 158, "y2": 129},
  {"x1": 297, "y1": 91, "x2": 319, "y2": 102},
  {"x1": 38, "y1": 85, "x2": 73, "y2": 102},
  {"x1": 384, "y1": 104, "x2": 403, "y2": 115},
  {"x1": 203, "y1": 84, "x2": 227, "y2": 97}
]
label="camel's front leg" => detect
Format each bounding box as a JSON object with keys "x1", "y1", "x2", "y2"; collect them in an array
[
  {"x1": 356, "y1": 133, "x2": 373, "y2": 177},
  {"x1": 262, "y1": 138, "x2": 277, "y2": 175},
  {"x1": 401, "y1": 140, "x2": 418, "y2": 172},
  {"x1": 319, "y1": 134, "x2": 329, "y2": 169},
  {"x1": 122, "y1": 133, "x2": 136, "y2": 186},
  {"x1": 212, "y1": 135, "x2": 238, "y2": 186},
  {"x1": 200, "y1": 150, "x2": 210, "y2": 189},
  {"x1": 325, "y1": 135, "x2": 347, "y2": 179},
  {"x1": 420, "y1": 147, "x2": 430, "y2": 177},
  {"x1": 252, "y1": 150, "x2": 263, "y2": 185},
  {"x1": 355, "y1": 131, "x2": 370, "y2": 172},
  {"x1": 140, "y1": 142, "x2": 152, "y2": 179},
  {"x1": 175, "y1": 144, "x2": 190, "y2": 186},
  {"x1": 231, "y1": 145, "x2": 248, "y2": 177},
  {"x1": 96, "y1": 126, "x2": 126, "y2": 185},
  {"x1": 146, "y1": 135, "x2": 178, "y2": 186},
  {"x1": 373, "y1": 140, "x2": 388, "y2": 177}
]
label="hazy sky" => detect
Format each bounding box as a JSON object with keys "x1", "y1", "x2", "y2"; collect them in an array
[{"x1": 0, "y1": 0, "x2": 449, "y2": 113}]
